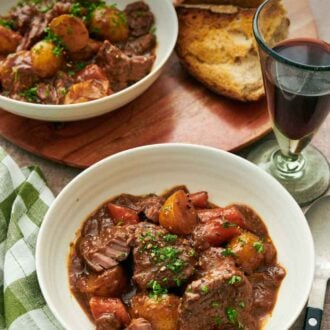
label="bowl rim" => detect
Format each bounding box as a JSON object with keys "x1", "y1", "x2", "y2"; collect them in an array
[
  {"x1": 0, "y1": 0, "x2": 178, "y2": 112},
  {"x1": 36, "y1": 143, "x2": 315, "y2": 329}
]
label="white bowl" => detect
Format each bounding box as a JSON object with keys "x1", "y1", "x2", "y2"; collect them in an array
[
  {"x1": 36, "y1": 144, "x2": 314, "y2": 330},
  {"x1": 0, "y1": 0, "x2": 178, "y2": 121}
]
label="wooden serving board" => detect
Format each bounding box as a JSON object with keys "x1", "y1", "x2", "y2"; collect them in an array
[{"x1": 0, "y1": 53, "x2": 271, "y2": 169}]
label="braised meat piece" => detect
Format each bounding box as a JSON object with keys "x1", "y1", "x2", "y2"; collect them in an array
[
  {"x1": 35, "y1": 71, "x2": 75, "y2": 105},
  {"x1": 69, "y1": 39, "x2": 102, "y2": 61},
  {"x1": 0, "y1": 50, "x2": 37, "y2": 94},
  {"x1": 124, "y1": 33, "x2": 156, "y2": 56},
  {"x1": 125, "y1": 318, "x2": 152, "y2": 330},
  {"x1": 249, "y1": 265, "x2": 286, "y2": 318},
  {"x1": 79, "y1": 225, "x2": 133, "y2": 272},
  {"x1": 125, "y1": 2, "x2": 155, "y2": 37},
  {"x1": 95, "y1": 40, "x2": 155, "y2": 91},
  {"x1": 198, "y1": 247, "x2": 236, "y2": 276},
  {"x1": 36, "y1": 83, "x2": 58, "y2": 104},
  {"x1": 9, "y1": 4, "x2": 38, "y2": 34},
  {"x1": 179, "y1": 264, "x2": 256, "y2": 330},
  {"x1": 17, "y1": 13, "x2": 48, "y2": 51},
  {"x1": 112, "y1": 194, "x2": 164, "y2": 223},
  {"x1": 132, "y1": 222, "x2": 197, "y2": 290},
  {"x1": 96, "y1": 313, "x2": 121, "y2": 330}
]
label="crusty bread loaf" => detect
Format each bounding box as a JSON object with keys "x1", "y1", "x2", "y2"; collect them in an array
[
  {"x1": 175, "y1": 2, "x2": 289, "y2": 101},
  {"x1": 181, "y1": 0, "x2": 264, "y2": 8}
]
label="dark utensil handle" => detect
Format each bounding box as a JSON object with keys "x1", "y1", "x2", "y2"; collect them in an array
[{"x1": 304, "y1": 307, "x2": 323, "y2": 330}]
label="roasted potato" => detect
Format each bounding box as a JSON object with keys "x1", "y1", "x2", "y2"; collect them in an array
[
  {"x1": 64, "y1": 79, "x2": 110, "y2": 104},
  {"x1": 31, "y1": 40, "x2": 62, "y2": 78},
  {"x1": 76, "y1": 266, "x2": 127, "y2": 296},
  {"x1": 130, "y1": 294, "x2": 180, "y2": 330},
  {"x1": 90, "y1": 7, "x2": 129, "y2": 42},
  {"x1": 228, "y1": 231, "x2": 265, "y2": 273},
  {"x1": 159, "y1": 190, "x2": 198, "y2": 235},
  {"x1": 0, "y1": 25, "x2": 22, "y2": 55},
  {"x1": 49, "y1": 14, "x2": 89, "y2": 52}
]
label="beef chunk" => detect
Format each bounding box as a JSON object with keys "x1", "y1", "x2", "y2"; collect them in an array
[
  {"x1": 0, "y1": 51, "x2": 37, "y2": 93},
  {"x1": 9, "y1": 4, "x2": 38, "y2": 34},
  {"x1": 95, "y1": 40, "x2": 155, "y2": 91},
  {"x1": 198, "y1": 247, "x2": 236, "y2": 276},
  {"x1": 132, "y1": 223, "x2": 197, "y2": 290},
  {"x1": 124, "y1": 33, "x2": 156, "y2": 56},
  {"x1": 17, "y1": 13, "x2": 48, "y2": 51},
  {"x1": 125, "y1": 2, "x2": 155, "y2": 37},
  {"x1": 113, "y1": 194, "x2": 164, "y2": 223},
  {"x1": 36, "y1": 83, "x2": 58, "y2": 104},
  {"x1": 126, "y1": 318, "x2": 152, "y2": 330},
  {"x1": 70, "y1": 39, "x2": 102, "y2": 61},
  {"x1": 96, "y1": 313, "x2": 121, "y2": 330},
  {"x1": 179, "y1": 263, "x2": 257, "y2": 330},
  {"x1": 249, "y1": 265, "x2": 286, "y2": 318},
  {"x1": 80, "y1": 226, "x2": 133, "y2": 272}
]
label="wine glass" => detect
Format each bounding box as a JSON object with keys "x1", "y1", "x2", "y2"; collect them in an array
[{"x1": 248, "y1": 0, "x2": 330, "y2": 205}]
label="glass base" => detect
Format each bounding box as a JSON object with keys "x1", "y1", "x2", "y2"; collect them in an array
[{"x1": 247, "y1": 140, "x2": 330, "y2": 205}]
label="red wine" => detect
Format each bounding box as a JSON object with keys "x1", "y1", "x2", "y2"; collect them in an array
[{"x1": 264, "y1": 38, "x2": 330, "y2": 140}]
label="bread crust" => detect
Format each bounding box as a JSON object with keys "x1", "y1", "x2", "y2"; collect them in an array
[{"x1": 175, "y1": 3, "x2": 289, "y2": 102}]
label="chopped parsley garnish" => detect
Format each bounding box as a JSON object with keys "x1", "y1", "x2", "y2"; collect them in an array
[
  {"x1": 0, "y1": 19, "x2": 15, "y2": 30},
  {"x1": 221, "y1": 248, "x2": 235, "y2": 257},
  {"x1": 44, "y1": 27, "x2": 65, "y2": 57},
  {"x1": 226, "y1": 307, "x2": 238, "y2": 324},
  {"x1": 238, "y1": 301, "x2": 245, "y2": 309},
  {"x1": 200, "y1": 285, "x2": 209, "y2": 294},
  {"x1": 228, "y1": 275, "x2": 242, "y2": 285},
  {"x1": 238, "y1": 237, "x2": 246, "y2": 246},
  {"x1": 150, "y1": 25, "x2": 156, "y2": 35},
  {"x1": 139, "y1": 237, "x2": 185, "y2": 274},
  {"x1": 75, "y1": 62, "x2": 87, "y2": 71},
  {"x1": 222, "y1": 222, "x2": 237, "y2": 228},
  {"x1": 20, "y1": 86, "x2": 39, "y2": 103},
  {"x1": 253, "y1": 241, "x2": 264, "y2": 253},
  {"x1": 70, "y1": 0, "x2": 106, "y2": 22},
  {"x1": 67, "y1": 70, "x2": 75, "y2": 77},
  {"x1": 163, "y1": 233, "x2": 177, "y2": 243},
  {"x1": 166, "y1": 256, "x2": 184, "y2": 273},
  {"x1": 211, "y1": 301, "x2": 220, "y2": 308},
  {"x1": 174, "y1": 277, "x2": 181, "y2": 287},
  {"x1": 148, "y1": 280, "x2": 168, "y2": 298},
  {"x1": 188, "y1": 249, "x2": 196, "y2": 257},
  {"x1": 215, "y1": 315, "x2": 222, "y2": 327}
]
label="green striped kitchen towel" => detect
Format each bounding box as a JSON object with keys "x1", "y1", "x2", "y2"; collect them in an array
[{"x1": 0, "y1": 147, "x2": 62, "y2": 329}]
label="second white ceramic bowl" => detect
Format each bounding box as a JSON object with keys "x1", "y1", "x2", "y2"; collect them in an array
[
  {"x1": 0, "y1": 0, "x2": 178, "y2": 121},
  {"x1": 36, "y1": 144, "x2": 314, "y2": 329}
]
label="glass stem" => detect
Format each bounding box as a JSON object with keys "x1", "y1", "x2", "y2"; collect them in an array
[{"x1": 271, "y1": 148, "x2": 306, "y2": 179}]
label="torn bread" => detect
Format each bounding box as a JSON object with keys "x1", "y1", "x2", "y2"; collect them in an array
[
  {"x1": 179, "y1": 0, "x2": 265, "y2": 8},
  {"x1": 175, "y1": 2, "x2": 289, "y2": 101}
]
